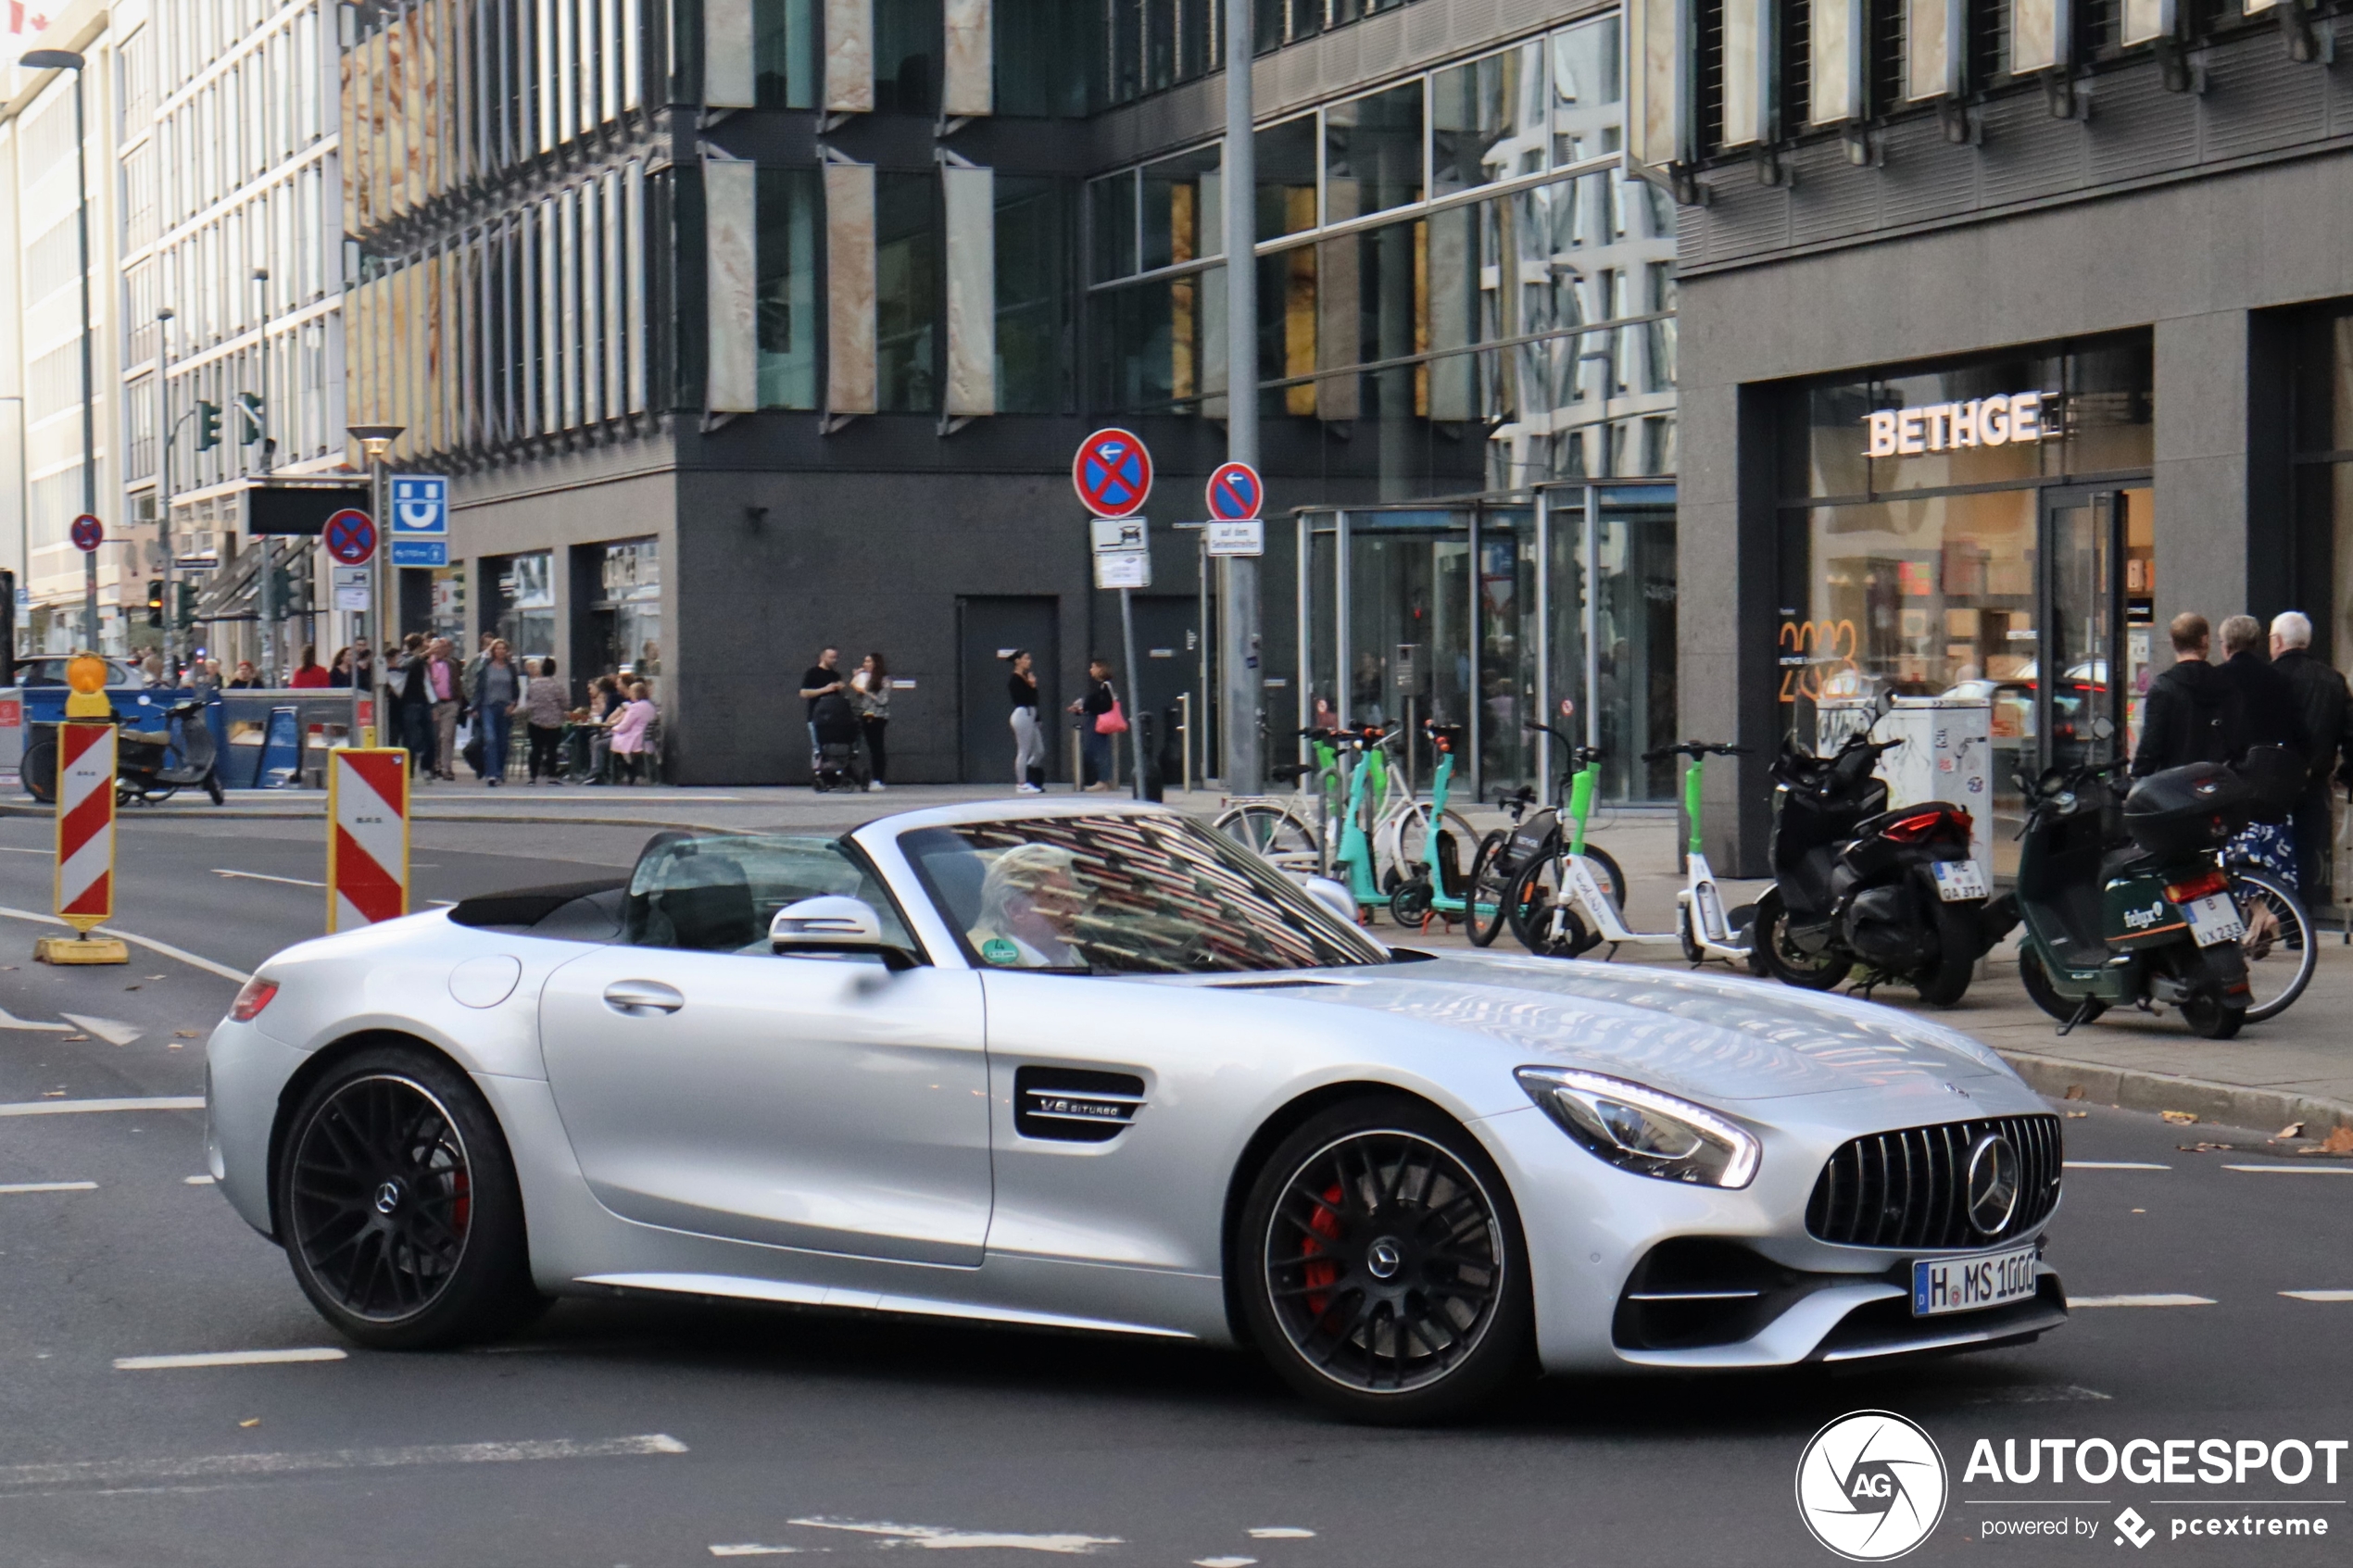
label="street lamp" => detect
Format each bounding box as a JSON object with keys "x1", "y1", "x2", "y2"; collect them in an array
[
  {"x1": 157, "y1": 307, "x2": 175, "y2": 679},
  {"x1": 1217, "y1": 6, "x2": 1261, "y2": 793},
  {"x1": 346, "y1": 425, "x2": 403, "y2": 749},
  {"x1": 21, "y1": 50, "x2": 97, "y2": 657}
]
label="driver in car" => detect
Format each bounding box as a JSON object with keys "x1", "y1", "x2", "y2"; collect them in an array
[{"x1": 970, "y1": 843, "x2": 1087, "y2": 969}]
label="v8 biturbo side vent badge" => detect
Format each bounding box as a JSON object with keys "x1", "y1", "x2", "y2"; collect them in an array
[{"x1": 1014, "y1": 1067, "x2": 1147, "y2": 1143}]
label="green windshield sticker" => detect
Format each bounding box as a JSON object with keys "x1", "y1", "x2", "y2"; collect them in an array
[{"x1": 980, "y1": 938, "x2": 1019, "y2": 965}]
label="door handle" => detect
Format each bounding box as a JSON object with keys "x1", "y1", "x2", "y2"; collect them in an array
[{"x1": 602, "y1": 980, "x2": 685, "y2": 1015}]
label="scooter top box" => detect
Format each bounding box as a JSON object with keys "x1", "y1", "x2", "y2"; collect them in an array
[{"x1": 2121, "y1": 761, "x2": 2253, "y2": 856}]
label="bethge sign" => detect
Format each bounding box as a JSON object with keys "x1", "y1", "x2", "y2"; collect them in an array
[{"x1": 1865, "y1": 391, "x2": 2049, "y2": 458}]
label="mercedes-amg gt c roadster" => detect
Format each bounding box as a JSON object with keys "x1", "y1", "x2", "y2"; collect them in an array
[{"x1": 206, "y1": 798, "x2": 2065, "y2": 1420}]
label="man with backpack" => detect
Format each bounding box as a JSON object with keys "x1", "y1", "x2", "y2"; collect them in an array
[{"x1": 2131, "y1": 612, "x2": 2243, "y2": 780}]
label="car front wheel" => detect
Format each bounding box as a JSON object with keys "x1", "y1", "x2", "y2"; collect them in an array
[
  {"x1": 1239, "y1": 1098, "x2": 1533, "y2": 1423},
  {"x1": 275, "y1": 1045, "x2": 543, "y2": 1349}
]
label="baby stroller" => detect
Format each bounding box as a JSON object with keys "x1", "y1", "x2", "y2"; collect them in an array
[{"x1": 811, "y1": 692, "x2": 862, "y2": 792}]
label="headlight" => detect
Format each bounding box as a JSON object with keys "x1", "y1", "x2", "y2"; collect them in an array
[{"x1": 1514, "y1": 1066, "x2": 1760, "y2": 1189}]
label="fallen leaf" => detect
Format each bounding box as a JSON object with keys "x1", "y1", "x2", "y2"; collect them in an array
[
  {"x1": 238, "y1": 1419, "x2": 260, "y2": 1429},
  {"x1": 2275, "y1": 1123, "x2": 2306, "y2": 1139},
  {"x1": 2161, "y1": 1110, "x2": 2198, "y2": 1124},
  {"x1": 2065, "y1": 1110, "x2": 2089, "y2": 1119},
  {"x1": 143, "y1": 975, "x2": 164, "y2": 981},
  {"x1": 167, "y1": 1043, "x2": 182, "y2": 1050},
  {"x1": 2064, "y1": 1085, "x2": 2085, "y2": 1101},
  {"x1": 173, "y1": 1030, "x2": 202, "y2": 1038},
  {"x1": 59, "y1": 1035, "x2": 86, "y2": 1043},
  {"x1": 2321, "y1": 1125, "x2": 2353, "y2": 1155},
  {"x1": 2133, "y1": 1208, "x2": 2146, "y2": 1213},
  {"x1": 123, "y1": 985, "x2": 139, "y2": 992},
  {"x1": 40, "y1": 1090, "x2": 64, "y2": 1098},
  {"x1": 2179, "y1": 1142, "x2": 2234, "y2": 1153}
]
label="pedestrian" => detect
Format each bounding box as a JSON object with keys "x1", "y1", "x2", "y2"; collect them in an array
[
  {"x1": 1007, "y1": 649, "x2": 1044, "y2": 795},
  {"x1": 2130, "y1": 613, "x2": 2240, "y2": 779},
  {"x1": 140, "y1": 652, "x2": 167, "y2": 687},
  {"x1": 391, "y1": 633, "x2": 436, "y2": 777},
  {"x1": 2213, "y1": 613, "x2": 2311, "y2": 885},
  {"x1": 326, "y1": 646, "x2": 355, "y2": 687},
  {"x1": 2269, "y1": 611, "x2": 2350, "y2": 906},
  {"x1": 288, "y1": 646, "x2": 329, "y2": 688},
  {"x1": 583, "y1": 674, "x2": 620, "y2": 784},
  {"x1": 1069, "y1": 657, "x2": 1121, "y2": 792},
  {"x1": 349, "y1": 644, "x2": 374, "y2": 702},
  {"x1": 799, "y1": 646, "x2": 845, "y2": 769},
  {"x1": 606, "y1": 680, "x2": 657, "y2": 784},
  {"x1": 850, "y1": 651, "x2": 891, "y2": 792},
  {"x1": 522, "y1": 654, "x2": 567, "y2": 783},
  {"x1": 425, "y1": 637, "x2": 461, "y2": 780},
  {"x1": 474, "y1": 638, "x2": 519, "y2": 786}
]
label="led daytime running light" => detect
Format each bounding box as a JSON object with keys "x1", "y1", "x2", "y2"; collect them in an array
[{"x1": 1513, "y1": 1066, "x2": 1761, "y2": 1189}]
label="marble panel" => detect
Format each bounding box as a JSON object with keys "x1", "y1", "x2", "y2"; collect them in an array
[
  {"x1": 943, "y1": 0, "x2": 992, "y2": 118},
  {"x1": 825, "y1": 0, "x2": 875, "y2": 113},
  {"x1": 707, "y1": 161, "x2": 761, "y2": 414},
  {"x1": 942, "y1": 164, "x2": 995, "y2": 417},
  {"x1": 708, "y1": 0, "x2": 758, "y2": 107},
  {"x1": 825, "y1": 161, "x2": 879, "y2": 414}
]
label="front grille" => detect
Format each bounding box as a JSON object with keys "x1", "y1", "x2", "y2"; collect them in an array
[{"x1": 1806, "y1": 1114, "x2": 2062, "y2": 1249}]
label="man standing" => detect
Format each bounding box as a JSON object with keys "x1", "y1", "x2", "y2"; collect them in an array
[
  {"x1": 2270, "y1": 610, "x2": 2348, "y2": 905},
  {"x1": 799, "y1": 646, "x2": 845, "y2": 770},
  {"x1": 426, "y1": 637, "x2": 462, "y2": 782},
  {"x1": 2131, "y1": 613, "x2": 2242, "y2": 779}
]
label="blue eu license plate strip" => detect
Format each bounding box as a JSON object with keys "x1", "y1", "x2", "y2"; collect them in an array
[{"x1": 1911, "y1": 1243, "x2": 2040, "y2": 1316}]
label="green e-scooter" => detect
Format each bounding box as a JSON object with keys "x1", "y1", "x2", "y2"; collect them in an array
[{"x1": 1642, "y1": 740, "x2": 1755, "y2": 966}]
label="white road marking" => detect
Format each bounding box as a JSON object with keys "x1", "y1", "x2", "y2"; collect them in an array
[
  {"x1": 0, "y1": 1004, "x2": 71, "y2": 1033},
  {"x1": 182, "y1": 1174, "x2": 215, "y2": 1185},
  {"x1": 2281, "y1": 1290, "x2": 2353, "y2": 1302},
  {"x1": 0, "y1": 846, "x2": 52, "y2": 854},
  {"x1": 2069, "y1": 1294, "x2": 2215, "y2": 1308},
  {"x1": 786, "y1": 1517, "x2": 1124, "y2": 1554},
  {"x1": 1246, "y1": 1528, "x2": 1316, "y2": 1539},
  {"x1": 2064, "y1": 1161, "x2": 2170, "y2": 1170},
  {"x1": 2223, "y1": 1164, "x2": 2353, "y2": 1174},
  {"x1": 114, "y1": 1348, "x2": 348, "y2": 1372},
  {"x1": 59, "y1": 1013, "x2": 144, "y2": 1047},
  {"x1": 0, "y1": 1096, "x2": 205, "y2": 1117},
  {"x1": 0, "y1": 905, "x2": 250, "y2": 982},
  {"x1": 0, "y1": 1181, "x2": 97, "y2": 1195},
  {"x1": 212, "y1": 868, "x2": 327, "y2": 888},
  {"x1": 1957, "y1": 1385, "x2": 2111, "y2": 1404},
  {"x1": 0, "y1": 1433, "x2": 687, "y2": 1492},
  {"x1": 710, "y1": 1549, "x2": 803, "y2": 1559},
  {"x1": 1195, "y1": 1559, "x2": 1259, "y2": 1567}
]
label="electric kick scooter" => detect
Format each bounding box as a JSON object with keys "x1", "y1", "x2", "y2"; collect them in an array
[{"x1": 1642, "y1": 740, "x2": 1756, "y2": 966}]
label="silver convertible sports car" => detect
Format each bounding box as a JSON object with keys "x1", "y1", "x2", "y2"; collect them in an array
[{"x1": 206, "y1": 799, "x2": 2067, "y2": 1421}]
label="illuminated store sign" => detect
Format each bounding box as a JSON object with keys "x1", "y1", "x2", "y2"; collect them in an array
[{"x1": 1864, "y1": 392, "x2": 2048, "y2": 457}]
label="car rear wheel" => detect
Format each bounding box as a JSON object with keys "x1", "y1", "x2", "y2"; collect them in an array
[
  {"x1": 1239, "y1": 1099, "x2": 1533, "y2": 1424},
  {"x1": 276, "y1": 1045, "x2": 543, "y2": 1349}
]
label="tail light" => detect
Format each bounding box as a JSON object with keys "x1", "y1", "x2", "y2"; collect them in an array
[
  {"x1": 229, "y1": 976, "x2": 280, "y2": 1022},
  {"x1": 2164, "y1": 869, "x2": 2229, "y2": 905},
  {"x1": 1881, "y1": 808, "x2": 1972, "y2": 844}
]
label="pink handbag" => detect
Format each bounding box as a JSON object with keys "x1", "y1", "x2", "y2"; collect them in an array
[{"x1": 1094, "y1": 698, "x2": 1128, "y2": 735}]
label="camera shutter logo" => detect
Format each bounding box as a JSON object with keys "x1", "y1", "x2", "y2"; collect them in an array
[{"x1": 1794, "y1": 1411, "x2": 1947, "y2": 1561}]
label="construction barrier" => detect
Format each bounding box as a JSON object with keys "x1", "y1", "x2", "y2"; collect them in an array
[
  {"x1": 37, "y1": 719, "x2": 128, "y2": 964},
  {"x1": 326, "y1": 748, "x2": 410, "y2": 933}
]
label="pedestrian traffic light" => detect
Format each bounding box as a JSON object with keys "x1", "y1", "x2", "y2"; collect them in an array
[
  {"x1": 235, "y1": 392, "x2": 264, "y2": 445},
  {"x1": 145, "y1": 579, "x2": 164, "y2": 628},
  {"x1": 195, "y1": 399, "x2": 222, "y2": 451}
]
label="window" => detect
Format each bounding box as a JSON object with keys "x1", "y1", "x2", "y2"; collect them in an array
[
  {"x1": 1432, "y1": 42, "x2": 1547, "y2": 194},
  {"x1": 998, "y1": 0, "x2": 1095, "y2": 116},
  {"x1": 1088, "y1": 169, "x2": 1137, "y2": 282},
  {"x1": 756, "y1": 168, "x2": 819, "y2": 409},
  {"x1": 875, "y1": 0, "x2": 939, "y2": 113},
  {"x1": 1254, "y1": 115, "x2": 1317, "y2": 241},
  {"x1": 756, "y1": 0, "x2": 817, "y2": 107},
  {"x1": 995, "y1": 176, "x2": 1072, "y2": 413},
  {"x1": 623, "y1": 833, "x2": 914, "y2": 955},
  {"x1": 875, "y1": 172, "x2": 940, "y2": 413},
  {"x1": 1325, "y1": 82, "x2": 1425, "y2": 222},
  {"x1": 1141, "y1": 144, "x2": 1221, "y2": 270}
]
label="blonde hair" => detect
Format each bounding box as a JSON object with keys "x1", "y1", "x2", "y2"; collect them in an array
[{"x1": 979, "y1": 843, "x2": 1079, "y2": 929}]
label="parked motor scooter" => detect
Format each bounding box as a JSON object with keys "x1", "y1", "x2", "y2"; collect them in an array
[
  {"x1": 117, "y1": 698, "x2": 226, "y2": 806},
  {"x1": 2012, "y1": 745, "x2": 2254, "y2": 1039},
  {"x1": 1750, "y1": 726, "x2": 2010, "y2": 1006}
]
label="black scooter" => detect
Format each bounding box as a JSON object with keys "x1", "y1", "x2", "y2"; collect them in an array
[
  {"x1": 118, "y1": 699, "x2": 226, "y2": 806},
  {"x1": 1751, "y1": 728, "x2": 2012, "y2": 1006}
]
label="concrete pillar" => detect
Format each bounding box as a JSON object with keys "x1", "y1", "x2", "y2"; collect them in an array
[{"x1": 2150, "y1": 311, "x2": 2254, "y2": 646}]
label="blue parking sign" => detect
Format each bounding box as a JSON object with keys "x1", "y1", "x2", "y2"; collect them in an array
[{"x1": 389, "y1": 474, "x2": 448, "y2": 538}]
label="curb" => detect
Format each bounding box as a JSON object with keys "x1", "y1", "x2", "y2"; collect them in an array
[{"x1": 1998, "y1": 1048, "x2": 2353, "y2": 1138}]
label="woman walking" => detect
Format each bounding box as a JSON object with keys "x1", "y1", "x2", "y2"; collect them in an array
[
  {"x1": 1008, "y1": 650, "x2": 1045, "y2": 795},
  {"x1": 522, "y1": 654, "x2": 568, "y2": 783},
  {"x1": 850, "y1": 652, "x2": 891, "y2": 792},
  {"x1": 473, "y1": 639, "x2": 520, "y2": 786}
]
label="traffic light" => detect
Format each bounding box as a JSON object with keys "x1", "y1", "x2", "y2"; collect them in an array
[
  {"x1": 173, "y1": 581, "x2": 197, "y2": 631},
  {"x1": 235, "y1": 392, "x2": 264, "y2": 445},
  {"x1": 195, "y1": 400, "x2": 222, "y2": 451},
  {"x1": 145, "y1": 580, "x2": 164, "y2": 628},
  {"x1": 270, "y1": 564, "x2": 295, "y2": 611}
]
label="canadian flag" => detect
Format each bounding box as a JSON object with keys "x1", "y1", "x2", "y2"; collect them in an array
[{"x1": 8, "y1": 5, "x2": 54, "y2": 38}]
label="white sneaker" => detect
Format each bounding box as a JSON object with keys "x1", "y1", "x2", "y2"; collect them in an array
[
  {"x1": 867, "y1": 780, "x2": 887, "y2": 792},
  {"x1": 1016, "y1": 783, "x2": 1042, "y2": 795}
]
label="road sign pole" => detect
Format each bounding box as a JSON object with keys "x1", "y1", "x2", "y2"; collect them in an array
[
  {"x1": 1120, "y1": 586, "x2": 1144, "y2": 798},
  {"x1": 1221, "y1": 0, "x2": 1261, "y2": 795}
]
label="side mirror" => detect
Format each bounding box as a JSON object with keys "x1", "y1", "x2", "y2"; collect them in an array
[
  {"x1": 1299, "y1": 875, "x2": 1359, "y2": 925},
  {"x1": 770, "y1": 896, "x2": 912, "y2": 967}
]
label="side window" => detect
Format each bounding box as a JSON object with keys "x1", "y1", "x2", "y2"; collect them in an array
[{"x1": 623, "y1": 834, "x2": 917, "y2": 954}]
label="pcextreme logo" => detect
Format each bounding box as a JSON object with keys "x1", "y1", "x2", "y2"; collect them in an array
[{"x1": 1796, "y1": 1411, "x2": 1950, "y2": 1562}]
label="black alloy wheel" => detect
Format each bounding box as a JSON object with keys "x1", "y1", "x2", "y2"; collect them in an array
[
  {"x1": 277, "y1": 1047, "x2": 543, "y2": 1349},
  {"x1": 1750, "y1": 888, "x2": 1852, "y2": 991},
  {"x1": 1239, "y1": 1100, "x2": 1533, "y2": 1423}
]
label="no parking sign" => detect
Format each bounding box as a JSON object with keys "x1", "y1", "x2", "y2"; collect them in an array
[{"x1": 1072, "y1": 429, "x2": 1152, "y2": 519}]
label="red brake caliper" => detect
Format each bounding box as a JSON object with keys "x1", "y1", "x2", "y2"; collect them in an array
[{"x1": 1302, "y1": 1183, "x2": 1344, "y2": 1315}]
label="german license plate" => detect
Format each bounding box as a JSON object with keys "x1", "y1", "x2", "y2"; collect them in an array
[
  {"x1": 1911, "y1": 1243, "x2": 2040, "y2": 1317},
  {"x1": 1931, "y1": 859, "x2": 1989, "y2": 902},
  {"x1": 2183, "y1": 891, "x2": 2246, "y2": 948}
]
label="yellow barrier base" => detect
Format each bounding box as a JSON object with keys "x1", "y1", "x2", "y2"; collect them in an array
[{"x1": 35, "y1": 935, "x2": 130, "y2": 965}]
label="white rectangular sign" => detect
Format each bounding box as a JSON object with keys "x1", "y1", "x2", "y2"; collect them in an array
[
  {"x1": 1094, "y1": 552, "x2": 1151, "y2": 590},
  {"x1": 332, "y1": 564, "x2": 371, "y2": 610},
  {"x1": 1089, "y1": 516, "x2": 1149, "y2": 555},
  {"x1": 1206, "y1": 519, "x2": 1265, "y2": 557}
]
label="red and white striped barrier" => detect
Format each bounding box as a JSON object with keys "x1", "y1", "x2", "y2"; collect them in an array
[
  {"x1": 53, "y1": 721, "x2": 115, "y2": 924},
  {"x1": 326, "y1": 749, "x2": 409, "y2": 933}
]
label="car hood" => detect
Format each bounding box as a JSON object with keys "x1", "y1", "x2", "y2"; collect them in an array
[{"x1": 1196, "y1": 952, "x2": 2013, "y2": 1104}]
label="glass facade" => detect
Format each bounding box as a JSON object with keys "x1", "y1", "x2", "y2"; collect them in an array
[
  {"x1": 758, "y1": 169, "x2": 820, "y2": 410},
  {"x1": 2290, "y1": 304, "x2": 2353, "y2": 667}
]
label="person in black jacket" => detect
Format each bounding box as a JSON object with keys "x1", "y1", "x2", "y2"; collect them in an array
[
  {"x1": 2269, "y1": 610, "x2": 2349, "y2": 903},
  {"x1": 2131, "y1": 613, "x2": 2242, "y2": 780},
  {"x1": 2215, "y1": 615, "x2": 2310, "y2": 758}
]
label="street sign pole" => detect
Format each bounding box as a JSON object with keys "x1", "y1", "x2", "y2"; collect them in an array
[
  {"x1": 1221, "y1": 0, "x2": 1261, "y2": 795},
  {"x1": 1119, "y1": 584, "x2": 1144, "y2": 798}
]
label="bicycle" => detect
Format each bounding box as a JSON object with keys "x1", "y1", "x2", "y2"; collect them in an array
[
  {"x1": 1214, "y1": 731, "x2": 1343, "y2": 875},
  {"x1": 2226, "y1": 864, "x2": 2315, "y2": 1023},
  {"x1": 1490, "y1": 725, "x2": 1634, "y2": 956}
]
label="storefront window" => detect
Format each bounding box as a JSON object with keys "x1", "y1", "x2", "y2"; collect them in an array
[
  {"x1": 594, "y1": 539, "x2": 661, "y2": 688},
  {"x1": 487, "y1": 551, "x2": 556, "y2": 658}
]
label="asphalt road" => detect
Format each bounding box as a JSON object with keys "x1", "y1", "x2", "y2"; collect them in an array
[{"x1": 1, "y1": 816, "x2": 2348, "y2": 1567}]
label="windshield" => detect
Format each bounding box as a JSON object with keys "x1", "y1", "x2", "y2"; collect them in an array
[{"x1": 897, "y1": 813, "x2": 1388, "y2": 974}]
